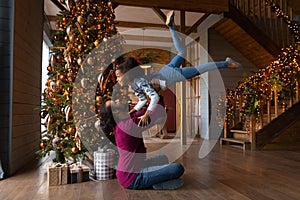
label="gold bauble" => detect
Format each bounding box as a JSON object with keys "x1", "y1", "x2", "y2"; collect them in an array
[
  {"x1": 47, "y1": 66, "x2": 52, "y2": 72},
  {"x1": 77, "y1": 57, "x2": 83, "y2": 66},
  {"x1": 50, "y1": 55, "x2": 57, "y2": 66},
  {"x1": 72, "y1": 147, "x2": 79, "y2": 154},
  {"x1": 87, "y1": 57, "x2": 94, "y2": 65},
  {"x1": 78, "y1": 44, "x2": 83, "y2": 51},
  {"x1": 40, "y1": 142, "x2": 46, "y2": 150},
  {"x1": 59, "y1": 74, "x2": 67, "y2": 81},
  {"x1": 56, "y1": 80, "x2": 63, "y2": 90},
  {"x1": 68, "y1": 127, "x2": 76, "y2": 135},
  {"x1": 94, "y1": 40, "x2": 100, "y2": 47},
  {"x1": 95, "y1": 97, "x2": 100, "y2": 107},
  {"x1": 69, "y1": 35, "x2": 76, "y2": 43},
  {"x1": 77, "y1": 16, "x2": 84, "y2": 24},
  {"x1": 66, "y1": 25, "x2": 73, "y2": 36},
  {"x1": 81, "y1": 78, "x2": 88, "y2": 88}
]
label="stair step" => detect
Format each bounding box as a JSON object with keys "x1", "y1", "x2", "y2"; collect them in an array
[
  {"x1": 230, "y1": 129, "x2": 248, "y2": 134},
  {"x1": 220, "y1": 137, "x2": 250, "y2": 150}
]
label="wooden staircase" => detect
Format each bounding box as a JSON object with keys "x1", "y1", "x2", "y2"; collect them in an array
[
  {"x1": 217, "y1": 0, "x2": 300, "y2": 150},
  {"x1": 256, "y1": 101, "x2": 300, "y2": 149}
]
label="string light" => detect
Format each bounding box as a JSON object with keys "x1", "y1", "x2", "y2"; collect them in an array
[{"x1": 221, "y1": 0, "x2": 300, "y2": 125}]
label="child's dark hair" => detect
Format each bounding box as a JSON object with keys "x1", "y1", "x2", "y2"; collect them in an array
[
  {"x1": 117, "y1": 57, "x2": 145, "y2": 80},
  {"x1": 117, "y1": 57, "x2": 140, "y2": 74}
]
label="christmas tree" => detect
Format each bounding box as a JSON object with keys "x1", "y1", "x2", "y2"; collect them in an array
[{"x1": 38, "y1": 0, "x2": 123, "y2": 163}]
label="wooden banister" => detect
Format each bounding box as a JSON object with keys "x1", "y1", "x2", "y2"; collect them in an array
[{"x1": 229, "y1": 0, "x2": 293, "y2": 49}]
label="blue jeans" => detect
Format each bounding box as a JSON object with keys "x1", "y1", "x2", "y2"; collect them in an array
[
  {"x1": 127, "y1": 154, "x2": 185, "y2": 190},
  {"x1": 157, "y1": 27, "x2": 228, "y2": 86}
]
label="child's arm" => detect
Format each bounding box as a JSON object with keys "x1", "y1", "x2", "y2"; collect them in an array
[
  {"x1": 131, "y1": 78, "x2": 160, "y2": 112},
  {"x1": 132, "y1": 78, "x2": 160, "y2": 126}
]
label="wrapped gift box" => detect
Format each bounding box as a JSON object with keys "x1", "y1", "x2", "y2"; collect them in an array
[
  {"x1": 94, "y1": 148, "x2": 115, "y2": 180},
  {"x1": 47, "y1": 163, "x2": 68, "y2": 186},
  {"x1": 68, "y1": 164, "x2": 90, "y2": 184}
]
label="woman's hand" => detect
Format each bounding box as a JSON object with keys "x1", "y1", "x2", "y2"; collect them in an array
[{"x1": 138, "y1": 110, "x2": 151, "y2": 127}]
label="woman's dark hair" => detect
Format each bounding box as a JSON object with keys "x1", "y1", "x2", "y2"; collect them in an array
[{"x1": 99, "y1": 101, "x2": 116, "y2": 136}]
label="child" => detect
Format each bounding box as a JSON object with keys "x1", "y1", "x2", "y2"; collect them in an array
[{"x1": 151, "y1": 10, "x2": 242, "y2": 90}]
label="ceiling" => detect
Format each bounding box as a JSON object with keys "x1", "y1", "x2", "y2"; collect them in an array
[
  {"x1": 44, "y1": 0, "x2": 300, "y2": 48},
  {"x1": 44, "y1": 0, "x2": 211, "y2": 48}
]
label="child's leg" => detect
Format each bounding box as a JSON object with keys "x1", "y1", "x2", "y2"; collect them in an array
[
  {"x1": 177, "y1": 61, "x2": 228, "y2": 80},
  {"x1": 167, "y1": 26, "x2": 186, "y2": 68}
]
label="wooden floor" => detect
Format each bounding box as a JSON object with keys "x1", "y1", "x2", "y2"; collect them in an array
[{"x1": 1, "y1": 139, "x2": 300, "y2": 200}]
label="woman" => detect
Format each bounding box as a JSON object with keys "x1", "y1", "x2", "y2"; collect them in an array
[{"x1": 99, "y1": 98, "x2": 185, "y2": 190}]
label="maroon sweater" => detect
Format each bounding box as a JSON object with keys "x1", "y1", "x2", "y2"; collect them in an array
[{"x1": 115, "y1": 103, "x2": 166, "y2": 188}]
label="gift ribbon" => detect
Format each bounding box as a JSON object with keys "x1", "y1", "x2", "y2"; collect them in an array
[{"x1": 52, "y1": 163, "x2": 67, "y2": 185}]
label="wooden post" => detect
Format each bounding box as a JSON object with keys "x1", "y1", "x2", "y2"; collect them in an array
[
  {"x1": 249, "y1": 114, "x2": 256, "y2": 150},
  {"x1": 232, "y1": 93, "x2": 237, "y2": 126},
  {"x1": 259, "y1": 108, "x2": 263, "y2": 129},
  {"x1": 180, "y1": 10, "x2": 187, "y2": 145},
  {"x1": 223, "y1": 116, "x2": 228, "y2": 139},
  {"x1": 274, "y1": 89, "x2": 278, "y2": 118},
  {"x1": 267, "y1": 100, "x2": 271, "y2": 123},
  {"x1": 296, "y1": 81, "x2": 299, "y2": 102},
  {"x1": 239, "y1": 94, "x2": 243, "y2": 122}
]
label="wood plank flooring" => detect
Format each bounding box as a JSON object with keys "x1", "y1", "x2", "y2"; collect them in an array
[{"x1": 0, "y1": 139, "x2": 300, "y2": 200}]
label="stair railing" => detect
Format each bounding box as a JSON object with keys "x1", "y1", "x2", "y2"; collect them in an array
[{"x1": 230, "y1": 0, "x2": 293, "y2": 49}]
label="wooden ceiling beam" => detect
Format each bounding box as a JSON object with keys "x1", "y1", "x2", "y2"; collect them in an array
[
  {"x1": 112, "y1": 2, "x2": 120, "y2": 10},
  {"x1": 112, "y1": 21, "x2": 195, "y2": 32},
  {"x1": 47, "y1": 15, "x2": 196, "y2": 33},
  {"x1": 122, "y1": 34, "x2": 172, "y2": 43},
  {"x1": 111, "y1": 0, "x2": 228, "y2": 13},
  {"x1": 152, "y1": 7, "x2": 167, "y2": 24},
  {"x1": 50, "y1": 0, "x2": 66, "y2": 11},
  {"x1": 185, "y1": 13, "x2": 210, "y2": 35}
]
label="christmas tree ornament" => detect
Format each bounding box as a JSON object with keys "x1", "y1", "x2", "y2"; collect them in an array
[
  {"x1": 66, "y1": 25, "x2": 72, "y2": 36},
  {"x1": 40, "y1": 142, "x2": 46, "y2": 150},
  {"x1": 47, "y1": 66, "x2": 53, "y2": 72},
  {"x1": 68, "y1": 127, "x2": 76, "y2": 135},
  {"x1": 50, "y1": 55, "x2": 57, "y2": 66},
  {"x1": 87, "y1": 57, "x2": 94, "y2": 65},
  {"x1": 94, "y1": 120, "x2": 101, "y2": 131},
  {"x1": 94, "y1": 39, "x2": 100, "y2": 47},
  {"x1": 77, "y1": 57, "x2": 83, "y2": 66},
  {"x1": 81, "y1": 78, "x2": 88, "y2": 88},
  {"x1": 52, "y1": 136, "x2": 61, "y2": 149},
  {"x1": 38, "y1": 0, "x2": 124, "y2": 163},
  {"x1": 72, "y1": 147, "x2": 79, "y2": 154},
  {"x1": 77, "y1": 16, "x2": 84, "y2": 24}
]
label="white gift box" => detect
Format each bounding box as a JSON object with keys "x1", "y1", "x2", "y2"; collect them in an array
[{"x1": 94, "y1": 148, "x2": 115, "y2": 180}]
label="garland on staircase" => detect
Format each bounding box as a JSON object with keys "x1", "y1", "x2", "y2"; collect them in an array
[{"x1": 222, "y1": 0, "x2": 300, "y2": 126}]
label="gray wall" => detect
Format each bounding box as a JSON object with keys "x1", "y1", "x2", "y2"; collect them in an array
[
  {"x1": 208, "y1": 29, "x2": 257, "y2": 90},
  {"x1": 0, "y1": 0, "x2": 44, "y2": 177}
]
